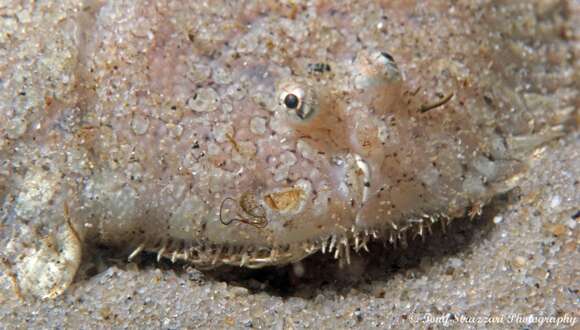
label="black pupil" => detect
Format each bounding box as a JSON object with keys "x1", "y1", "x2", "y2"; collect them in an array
[{"x1": 284, "y1": 94, "x2": 299, "y2": 109}]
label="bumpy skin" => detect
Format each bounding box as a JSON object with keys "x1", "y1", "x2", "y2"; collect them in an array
[{"x1": 1, "y1": 1, "x2": 577, "y2": 296}]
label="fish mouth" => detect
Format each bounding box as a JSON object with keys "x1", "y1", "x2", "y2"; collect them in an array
[
  {"x1": 168, "y1": 152, "x2": 377, "y2": 269},
  {"x1": 136, "y1": 152, "x2": 379, "y2": 270}
]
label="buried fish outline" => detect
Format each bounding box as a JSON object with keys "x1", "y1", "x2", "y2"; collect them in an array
[{"x1": 0, "y1": 1, "x2": 576, "y2": 299}]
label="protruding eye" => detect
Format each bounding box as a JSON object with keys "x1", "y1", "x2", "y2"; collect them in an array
[
  {"x1": 353, "y1": 50, "x2": 402, "y2": 90},
  {"x1": 284, "y1": 93, "x2": 300, "y2": 109},
  {"x1": 279, "y1": 82, "x2": 316, "y2": 120}
]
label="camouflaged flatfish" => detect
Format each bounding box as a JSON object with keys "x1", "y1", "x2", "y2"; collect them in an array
[{"x1": 0, "y1": 0, "x2": 577, "y2": 298}]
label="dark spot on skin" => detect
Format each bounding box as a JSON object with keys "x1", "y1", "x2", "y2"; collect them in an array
[
  {"x1": 483, "y1": 95, "x2": 493, "y2": 106},
  {"x1": 308, "y1": 63, "x2": 331, "y2": 74}
]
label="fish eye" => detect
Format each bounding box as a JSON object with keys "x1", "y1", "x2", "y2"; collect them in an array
[
  {"x1": 284, "y1": 93, "x2": 300, "y2": 109},
  {"x1": 353, "y1": 50, "x2": 402, "y2": 90},
  {"x1": 374, "y1": 51, "x2": 398, "y2": 69},
  {"x1": 279, "y1": 83, "x2": 315, "y2": 121}
]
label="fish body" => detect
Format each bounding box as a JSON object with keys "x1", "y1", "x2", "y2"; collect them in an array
[{"x1": 1, "y1": 1, "x2": 576, "y2": 298}]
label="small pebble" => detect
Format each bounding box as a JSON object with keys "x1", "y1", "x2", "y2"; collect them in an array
[
  {"x1": 126, "y1": 262, "x2": 139, "y2": 272},
  {"x1": 213, "y1": 67, "x2": 232, "y2": 84},
  {"x1": 224, "y1": 317, "x2": 235, "y2": 326},
  {"x1": 548, "y1": 224, "x2": 566, "y2": 237},
  {"x1": 549, "y1": 195, "x2": 561, "y2": 208},
  {"x1": 6, "y1": 117, "x2": 28, "y2": 139},
  {"x1": 99, "y1": 306, "x2": 112, "y2": 320},
  {"x1": 353, "y1": 308, "x2": 363, "y2": 322},
  {"x1": 243, "y1": 319, "x2": 253, "y2": 328},
  {"x1": 130, "y1": 114, "x2": 150, "y2": 135},
  {"x1": 512, "y1": 256, "x2": 527, "y2": 268},
  {"x1": 230, "y1": 286, "x2": 249, "y2": 297},
  {"x1": 448, "y1": 257, "x2": 463, "y2": 269}
]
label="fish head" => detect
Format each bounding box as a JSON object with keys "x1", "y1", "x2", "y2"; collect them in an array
[{"x1": 208, "y1": 50, "x2": 408, "y2": 262}]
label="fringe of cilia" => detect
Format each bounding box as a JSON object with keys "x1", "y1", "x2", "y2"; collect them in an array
[{"x1": 126, "y1": 213, "x2": 458, "y2": 269}]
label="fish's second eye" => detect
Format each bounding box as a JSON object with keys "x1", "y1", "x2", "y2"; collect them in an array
[
  {"x1": 284, "y1": 94, "x2": 299, "y2": 109},
  {"x1": 353, "y1": 50, "x2": 402, "y2": 90}
]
